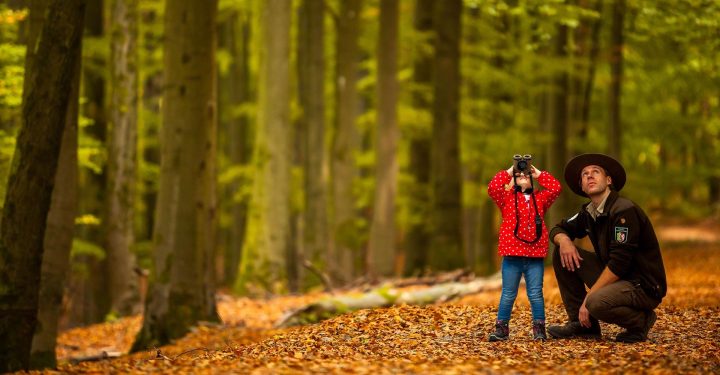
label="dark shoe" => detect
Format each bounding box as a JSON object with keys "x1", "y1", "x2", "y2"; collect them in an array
[
  {"x1": 547, "y1": 321, "x2": 601, "y2": 339},
  {"x1": 532, "y1": 320, "x2": 547, "y2": 341},
  {"x1": 488, "y1": 320, "x2": 509, "y2": 342},
  {"x1": 616, "y1": 310, "x2": 657, "y2": 343}
]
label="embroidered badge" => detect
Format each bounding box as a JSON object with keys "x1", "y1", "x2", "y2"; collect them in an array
[{"x1": 615, "y1": 226, "x2": 628, "y2": 243}]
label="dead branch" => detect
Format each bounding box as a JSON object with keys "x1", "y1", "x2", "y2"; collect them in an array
[
  {"x1": 275, "y1": 272, "x2": 502, "y2": 328},
  {"x1": 302, "y1": 259, "x2": 334, "y2": 292},
  {"x1": 68, "y1": 350, "x2": 122, "y2": 364}
]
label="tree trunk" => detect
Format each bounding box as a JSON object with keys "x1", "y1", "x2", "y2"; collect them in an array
[
  {"x1": 276, "y1": 273, "x2": 502, "y2": 328},
  {"x1": 131, "y1": 0, "x2": 219, "y2": 352},
  {"x1": 608, "y1": 0, "x2": 625, "y2": 160},
  {"x1": 330, "y1": 0, "x2": 363, "y2": 285},
  {"x1": 0, "y1": 0, "x2": 85, "y2": 371},
  {"x1": 404, "y1": 0, "x2": 434, "y2": 276},
  {"x1": 31, "y1": 63, "x2": 80, "y2": 370},
  {"x1": 222, "y1": 10, "x2": 253, "y2": 288},
  {"x1": 571, "y1": 0, "x2": 603, "y2": 148},
  {"x1": 298, "y1": 0, "x2": 327, "y2": 288},
  {"x1": 367, "y1": 0, "x2": 400, "y2": 279},
  {"x1": 27, "y1": 0, "x2": 81, "y2": 369},
  {"x1": 429, "y1": 0, "x2": 463, "y2": 271},
  {"x1": 135, "y1": 2, "x2": 163, "y2": 265},
  {"x1": 105, "y1": 0, "x2": 140, "y2": 317},
  {"x1": 67, "y1": 0, "x2": 109, "y2": 328},
  {"x1": 545, "y1": 24, "x2": 570, "y2": 228},
  {"x1": 236, "y1": 0, "x2": 292, "y2": 293}
]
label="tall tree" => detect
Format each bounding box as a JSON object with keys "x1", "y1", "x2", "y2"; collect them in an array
[
  {"x1": 608, "y1": 0, "x2": 625, "y2": 160},
  {"x1": 237, "y1": 0, "x2": 292, "y2": 292},
  {"x1": 404, "y1": 0, "x2": 434, "y2": 276},
  {"x1": 570, "y1": 0, "x2": 603, "y2": 149},
  {"x1": 105, "y1": 0, "x2": 140, "y2": 317},
  {"x1": 220, "y1": 8, "x2": 253, "y2": 287},
  {"x1": 67, "y1": 0, "x2": 109, "y2": 327},
  {"x1": 25, "y1": 0, "x2": 81, "y2": 368},
  {"x1": 297, "y1": 0, "x2": 327, "y2": 287},
  {"x1": 330, "y1": 0, "x2": 363, "y2": 284},
  {"x1": 367, "y1": 0, "x2": 399, "y2": 279},
  {"x1": 429, "y1": 0, "x2": 463, "y2": 271},
  {"x1": 0, "y1": 0, "x2": 86, "y2": 371},
  {"x1": 545, "y1": 24, "x2": 570, "y2": 228},
  {"x1": 462, "y1": 5, "x2": 496, "y2": 276},
  {"x1": 132, "y1": 0, "x2": 219, "y2": 351}
]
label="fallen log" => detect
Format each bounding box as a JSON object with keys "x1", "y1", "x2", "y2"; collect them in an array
[
  {"x1": 275, "y1": 272, "x2": 503, "y2": 328},
  {"x1": 68, "y1": 350, "x2": 122, "y2": 364}
]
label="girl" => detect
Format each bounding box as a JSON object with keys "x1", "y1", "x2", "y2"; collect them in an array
[{"x1": 486, "y1": 161, "x2": 561, "y2": 341}]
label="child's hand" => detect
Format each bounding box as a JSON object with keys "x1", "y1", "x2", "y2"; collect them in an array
[
  {"x1": 506, "y1": 166, "x2": 514, "y2": 176},
  {"x1": 531, "y1": 165, "x2": 542, "y2": 179}
]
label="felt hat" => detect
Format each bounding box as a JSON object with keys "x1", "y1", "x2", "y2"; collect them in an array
[{"x1": 564, "y1": 153, "x2": 626, "y2": 197}]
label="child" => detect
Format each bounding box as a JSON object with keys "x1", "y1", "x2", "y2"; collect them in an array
[{"x1": 486, "y1": 160, "x2": 561, "y2": 341}]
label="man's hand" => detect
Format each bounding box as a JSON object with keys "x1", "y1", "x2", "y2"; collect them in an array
[
  {"x1": 556, "y1": 234, "x2": 583, "y2": 272},
  {"x1": 579, "y1": 300, "x2": 591, "y2": 328}
]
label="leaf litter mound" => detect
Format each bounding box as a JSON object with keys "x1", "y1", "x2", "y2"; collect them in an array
[{"x1": 28, "y1": 242, "x2": 720, "y2": 374}]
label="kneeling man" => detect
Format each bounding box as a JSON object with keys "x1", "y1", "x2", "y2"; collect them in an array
[{"x1": 548, "y1": 153, "x2": 667, "y2": 343}]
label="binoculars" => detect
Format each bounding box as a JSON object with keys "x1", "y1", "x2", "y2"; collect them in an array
[{"x1": 513, "y1": 154, "x2": 532, "y2": 175}]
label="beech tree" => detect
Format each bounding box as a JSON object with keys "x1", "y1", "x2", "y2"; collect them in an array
[{"x1": 0, "y1": 0, "x2": 86, "y2": 371}]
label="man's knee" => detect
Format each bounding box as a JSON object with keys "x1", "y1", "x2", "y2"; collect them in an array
[{"x1": 585, "y1": 293, "x2": 610, "y2": 318}]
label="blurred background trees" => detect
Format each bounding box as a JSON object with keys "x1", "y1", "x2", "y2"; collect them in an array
[{"x1": 0, "y1": 0, "x2": 718, "y2": 368}]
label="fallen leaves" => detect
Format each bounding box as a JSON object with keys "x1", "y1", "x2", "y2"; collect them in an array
[{"x1": 23, "y1": 241, "x2": 720, "y2": 374}]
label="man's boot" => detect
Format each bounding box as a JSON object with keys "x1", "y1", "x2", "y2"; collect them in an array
[
  {"x1": 547, "y1": 319, "x2": 601, "y2": 339},
  {"x1": 488, "y1": 320, "x2": 509, "y2": 342},
  {"x1": 532, "y1": 320, "x2": 547, "y2": 340},
  {"x1": 616, "y1": 310, "x2": 657, "y2": 343}
]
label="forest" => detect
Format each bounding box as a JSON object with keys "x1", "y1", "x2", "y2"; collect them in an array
[{"x1": 0, "y1": 0, "x2": 718, "y2": 373}]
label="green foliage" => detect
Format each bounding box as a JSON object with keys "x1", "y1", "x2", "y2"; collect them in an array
[
  {"x1": 70, "y1": 238, "x2": 105, "y2": 277},
  {"x1": 376, "y1": 284, "x2": 399, "y2": 305},
  {"x1": 0, "y1": 44, "x2": 24, "y2": 108},
  {"x1": 0, "y1": 8, "x2": 25, "y2": 192}
]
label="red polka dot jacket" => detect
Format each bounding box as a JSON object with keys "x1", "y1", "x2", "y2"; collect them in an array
[{"x1": 487, "y1": 170, "x2": 562, "y2": 258}]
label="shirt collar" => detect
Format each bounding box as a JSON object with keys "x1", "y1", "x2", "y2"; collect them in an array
[{"x1": 586, "y1": 190, "x2": 611, "y2": 220}]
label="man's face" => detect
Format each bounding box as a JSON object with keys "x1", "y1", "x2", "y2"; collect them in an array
[{"x1": 580, "y1": 165, "x2": 612, "y2": 196}]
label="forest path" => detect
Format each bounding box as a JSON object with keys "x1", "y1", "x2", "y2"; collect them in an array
[{"x1": 47, "y1": 226, "x2": 720, "y2": 374}]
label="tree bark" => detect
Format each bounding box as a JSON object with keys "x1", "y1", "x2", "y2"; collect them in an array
[
  {"x1": 608, "y1": 0, "x2": 625, "y2": 160},
  {"x1": 367, "y1": 0, "x2": 400, "y2": 279},
  {"x1": 105, "y1": 0, "x2": 140, "y2": 317},
  {"x1": 298, "y1": 0, "x2": 327, "y2": 288},
  {"x1": 330, "y1": 0, "x2": 363, "y2": 285},
  {"x1": 404, "y1": 0, "x2": 434, "y2": 276},
  {"x1": 221, "y1": 9, "x2": 253, "y2": 288},
  {"x1": 132, "y1": 0, "x2": 219, "y2": 352},
  {"x1": 0, "y1": 0, "x2": 86, "y2": 371},
  {"x1": 545, "y1": 24, "x2": 570, "y2": 228},
  {"x1": 571, "y1": 0, "x2": 603, "y2": 148},
  {"x1": 27, "y1": 0, "x2": 81, "y2": 369},
  {"x1": 429, "y1": 0, "x2": 463, "y2": 271},
  {"x1": 66, "y1": 0, "x2": 109, "y2": 328},
  {"x1": 236, "y1": 0, "x2": 292, "y2": 293}
]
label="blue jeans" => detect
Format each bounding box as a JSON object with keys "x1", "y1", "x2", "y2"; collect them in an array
[{"x1": 496, "y1": 256, "x2": 545, "y2": 321}]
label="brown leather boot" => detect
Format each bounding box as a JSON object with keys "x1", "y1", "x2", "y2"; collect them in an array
[
  {"x1": 488, "y1": 320, "x2": 509, "y2": 342},
  {"x1": 616, "y1": 310, "x2": 657, "y2": 343},
  {"x1": 547, "y1": 320, "x2": 601, "y2": 339}
]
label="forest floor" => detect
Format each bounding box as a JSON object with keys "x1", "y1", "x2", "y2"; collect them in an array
[{"x1": 28, "y1": 221, "x2": 720, "y2": 374}]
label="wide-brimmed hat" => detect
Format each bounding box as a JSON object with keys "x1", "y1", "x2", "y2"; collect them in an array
[{"x1": 564, "y1": 153, "x2": 626, "y2": 197}]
